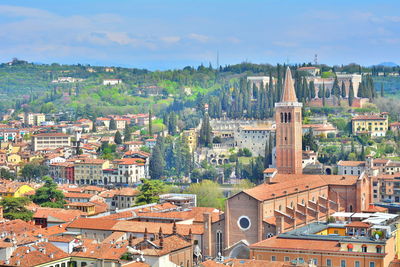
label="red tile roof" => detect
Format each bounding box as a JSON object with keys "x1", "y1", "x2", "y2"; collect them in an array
[{"x1": 250, "y1": 236, "x2": 340, "y2": 252}]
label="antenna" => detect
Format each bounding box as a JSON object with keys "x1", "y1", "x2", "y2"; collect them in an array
[{"x1": 314, "y1": 54, "x2": 318, "y2": 65}]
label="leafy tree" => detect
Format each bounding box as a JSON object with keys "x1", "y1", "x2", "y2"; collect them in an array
[
  {"x1": 149, "y1": 145, "x2": 165, "y2": 179},
  {"x1": 92, "y1": 123, "x2": 97, "y2": 133},
  {"x1": 123, "y1": 124, "x2": 131, "y2": 142},
  {"x1": 185, "y1": 180, "x2": 224, "y2": 210},
  {"x1": 303, "y1": 128, "x2": 318, "y2": 151},
  {"x1": 21, "y1": 163, "x2": 49, "y2": 181},
  {"x1": 135, "y1": 179, "x2": 166, "y2": 205},
  {"x1": 114, "y1": 131, "x2": 123, "y2": 144},
  {"x1": 109, "y1": 118, "x2": 117, "y2": 130},
  {"x1": 232, "y1": 179, "x2": 255, "y2": 195},
  {"x1": 348, "y1": 81, "x2": 355, "y2": 107},
  {"x1": 0, "y1": 197, "x2": 33, "y2": 221},
  {"x1": 31, "y1": 176, "x2": 65, "y2": 208}
]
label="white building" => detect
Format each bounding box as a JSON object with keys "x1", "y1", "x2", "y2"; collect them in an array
[
  {"x1": 235, "y1": 125, "x2": 275, "y2": 157},
  {"x1": 103, "y1": 79, "x2": 122, "y2": 86}
]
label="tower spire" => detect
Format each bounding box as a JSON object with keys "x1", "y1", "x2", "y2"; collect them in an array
[{"x1": 282, "y1": 67, "x2": 298, "y2": 102}]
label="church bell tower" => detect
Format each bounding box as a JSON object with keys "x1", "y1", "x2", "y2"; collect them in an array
[{"x1": 275, "y1": 67, "x2": 303, "y2": 174}]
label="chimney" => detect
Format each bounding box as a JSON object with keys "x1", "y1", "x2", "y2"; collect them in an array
[
  {"x1": 159, "y1": 233, "x2": 164, "y2": 249},
  {"x1": 172, "y1": 221, "x2": 177, "y2": 235},
  {"x1": 188, "y1": 228, "x2": 193, "y2": 243},
  {"x1": 158, "y1": 227, "x2": 163, "y2": 239},
  {"x1": 144, "y1": 228, "x2": 148, "y2": 241}
]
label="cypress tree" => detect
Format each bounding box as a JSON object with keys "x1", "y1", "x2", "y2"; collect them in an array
[
  {"x1": 114, "y1": 131, "x2": 122, "y2": 144},
  {"x1": 348, "y1": 81, "x2": 355, "y2": 107},
  {"x1": 109, "y1": 118, "x2": 117, "y2": 130},
  {"x1": 381, "y1": 83, "x2": 384, "y2": 97},
  {"x1": 148, "y1": 109, "x2": 153, "y2": 136},
  {"x1": 149, "y1": 145, "x2": 164, "y2": 179},
  {"x1": 123, "y1": 124, "x2": 131, "y2": 142},
  {"x1": 309, "y1": 81, "x2": 316, "y2": 99},
  {"x1": 341, "y1": 81, "x2": 347, "y2": 98}
]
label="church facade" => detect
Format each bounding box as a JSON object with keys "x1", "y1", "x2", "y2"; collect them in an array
[{"x1": 204, "y1": 68, "x2": 373, "y2": 259}]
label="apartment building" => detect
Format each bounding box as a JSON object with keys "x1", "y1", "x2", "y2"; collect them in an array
[
  {"x1": 352, "y1": 113, "x2": 388, "y2": 137},
  {"x1": 31, "y1": 132, "x2": 71, "y2": 151},
  {"x1": 24, "y1": 112, "x2": 46, "y2": 126},
  {"x1": 107, "y1": 158, "x2": 145, "y2": 185},
  {"x1": 74, "y1": 158, "x2": 110, "y2": 185}
]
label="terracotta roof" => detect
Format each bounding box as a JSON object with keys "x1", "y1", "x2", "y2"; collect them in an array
[
  {"x1": 114, "y1": 158, "x2": 146, "y2": 165},
  {"x1": 250, "y1": 236, "x2": 340, "y2": 252},
  {"x1": 112, "y1": 220, "x2": 204, "y2": 235},
  {"x1": 64, "y1": 192, "x2": 94, "y2": 199},
  {"x1": 263, "y1": 168, "x2": 277, "y2": 174},
  {"x1": 33, "y1": 207, "x2": 85, "y2": 222},
  {"x1": 352, "y1": 115, "x2": 386, "y2": 121},
  {"x1": 33, "y1": 132, "x2": 69, "y2": 137},
  {"x1": 337, "y1": 160, "x2": 365, "y2": 167},
  {"x1": 74, "y1": 158, "x2": 107, "y2": 165},
  {"x1": 363, "y1": 204, "x2": 388, "y2": 213},
  {"x1": 68, "y1": 218, "x2": 118, "y2": 230},
  {"x1": 0, "y1": 242, "x2": 68, "y2": 267},
  {"x1": 116, "y1": 187, "x2": 139, "y2": 196},
  {"x1": 346, "y1": 221, "x2": 371, "y2": 228}
]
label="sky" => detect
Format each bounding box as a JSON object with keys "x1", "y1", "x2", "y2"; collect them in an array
[{"x1": 0, "y1": 0, "x2": 399, "y2": 70}]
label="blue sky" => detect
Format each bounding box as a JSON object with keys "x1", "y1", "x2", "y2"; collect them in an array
[{"x1": 0, "y1": 0, "x2": 399, "y2": 70}]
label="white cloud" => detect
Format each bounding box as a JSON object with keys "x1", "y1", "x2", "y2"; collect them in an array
[
  {"x1": 188, "y1": 33, "x2": 209, "y2": 43},
  {"x1": 160, "y1": 36, "x2": 181, "y2": 44},
  {"x1": 0, "y1": 5, "x2": 53, "y2": 18}
]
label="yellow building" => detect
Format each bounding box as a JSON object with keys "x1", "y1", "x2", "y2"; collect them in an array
[
  {"x1": 74, "y1": 158, "x2": 110, "y2": 185},
  {"x1": 352, "y1": 113, "x2": 388, "y2": 137},
  {"x1": 182, "y1": 128, "x2": 197, "y2": 153},
  {"x1": 0, "y1": 183, "x2": 35, "y2": 198},
  {"x1": 7, "y1": 154, "x2": 22, "y2": 164}
]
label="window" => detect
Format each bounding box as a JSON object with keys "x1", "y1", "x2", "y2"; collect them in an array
[
  {"x1": 362, "y1": 245, "x2": 367, "y2": 252},
  {"x1": 326, "y1": 259, "x2": 332, "y2": 267},
  {"x1": 341, "y1": 260, "x2": 346, "y2": 267},
  {"x1": 355, "y1": 261, "x2": 360, "y2": 267},
  {"x1": 312, "y1": 259, "x2": 318, "y2": 265},
  {"x1": 369, "y1": 262, "x2": 375, "y2": 267},
  {"x1": 237, "y1": 216, "x2": 251, "y2": 230},
  {"x1": 284, "y1": 257, "x2": 290, "y2": 262},
  {"x1": 376, "y1": 246, "x2": 382, "y2": 253},
  {"x1": 216, "y1": 231, "x2": 223, "y2": 255},
  {"x1": 271, "y1": 256, "x2": 276, "y2": 261}
]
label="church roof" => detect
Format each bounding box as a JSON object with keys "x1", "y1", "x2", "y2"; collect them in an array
[
  {"x1": 243, "y1": 174, "x2": 359, "y2": 201},
  {"x1": 282, "y1": 67, "x2": 298, "y2": 102}
]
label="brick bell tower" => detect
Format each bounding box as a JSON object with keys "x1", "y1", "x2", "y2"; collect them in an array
[{"x1": 275, "y1": 67, "x2": 303, "y2": 174}]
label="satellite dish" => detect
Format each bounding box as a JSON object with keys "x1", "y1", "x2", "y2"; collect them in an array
[{"x1": 375, "y1": 234, "x2": 380, "y2": 240}]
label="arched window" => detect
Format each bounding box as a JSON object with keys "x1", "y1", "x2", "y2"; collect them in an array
[
  {"x1": 278, "y1": 205, "x2": 282, "y2": 211},
  {"x1": 284, "y1": 113, "x2": 288, "y2": 123},
  {"x1": 288, "y1": 112, "x2": 291, "y2": 123},
  {"x1": 280, "y1": 113, "x2": 284, "y2": 123},
  {"x1": 216, "y1": 231, "x2": 223, "y2": 255},
  {"x1": 290, "y1": 201, "x2": 293, "y2": 208},
  {"x1": 349, "y1": 205, "x2": 353, "y2": 212},
  {"x1": 301, "y1": 199, "x2": 305, "y2": 205}
]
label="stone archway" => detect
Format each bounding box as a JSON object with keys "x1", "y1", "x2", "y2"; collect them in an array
[
  {"x1": 229, "y1": 243, "x2": 250, "y2": 259},
  {"x1": 325, "y1": 167, "x2": 332, "y2": 175}
]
